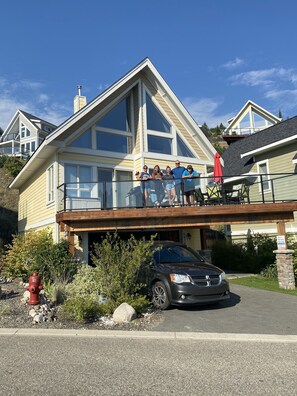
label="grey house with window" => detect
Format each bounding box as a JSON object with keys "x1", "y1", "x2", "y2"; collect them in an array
[{"x1": 222, "y1": 115, "x2": 297, "y2": 241}]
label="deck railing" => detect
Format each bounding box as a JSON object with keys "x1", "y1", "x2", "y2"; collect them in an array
[{"x1": 57, "y1": 173, "x2": 297, "y2": 212}]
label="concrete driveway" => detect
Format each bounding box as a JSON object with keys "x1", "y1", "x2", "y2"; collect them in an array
[{"x1": 151, "y1": 284, "x2": 297, "y2": 335}]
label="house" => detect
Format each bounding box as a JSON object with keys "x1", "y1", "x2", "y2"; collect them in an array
[
  {"x1": 0, "y1": 110, "x2": 57, "y2": 158},
  {"x1": 223, "y1": 100, "x2": 282, "y2": 146},
  {"x1": 9, "y1": 58, "x2": 217, "y2": 262},
  {"x1": 222, "y1": 115, "x2": 297, "y2": 241}
]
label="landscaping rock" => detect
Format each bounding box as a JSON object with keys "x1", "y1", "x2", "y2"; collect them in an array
[{"x1": 113, "y1": 303, "x2": 137, "y2": 323}]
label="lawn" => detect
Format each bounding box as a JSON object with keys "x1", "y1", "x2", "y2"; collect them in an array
[{"x1": 229, "y1": 276, "x2": 297, "y2": 296}]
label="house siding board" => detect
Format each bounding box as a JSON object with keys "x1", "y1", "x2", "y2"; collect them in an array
[
  {"x1": 18, "y1": 159, "x2": 56, "y2": 231},
  {"x1": 141, "y1": 75, "x2": 208, "y2": 161}
]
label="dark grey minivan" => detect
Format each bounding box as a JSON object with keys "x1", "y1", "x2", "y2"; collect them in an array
[{"x1": 144, "y1": 241, "x2": 230, "y2": 309}]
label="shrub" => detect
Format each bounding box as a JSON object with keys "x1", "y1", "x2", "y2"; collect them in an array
[
  {"x1": 66, "y1": 265, "x2": 102, "y2": 301},
  {"x1": 3, "y1": 230, "x2": 53, "y2": 279},
  {"x1": 212, "y1": 233, "x2": 277, "y2": 274},
  {"x1": 90, "y1": 232, "x2": 155, "y2": 313},
  {"x1": 3, "y1": 156, "x2": 25, "y2": 177},
  {"x1": 60, "y1": 296, "x2": 102, "y2": 322},
  {"x1": 3, "y1": 230, "x2": 80, "y2": 282},
  {"x1": 261, "y1": 263, "x2": 278, "y2": 279},
  {"x1": 43, "y1": 281, "x2": 68, "y2": 305}
]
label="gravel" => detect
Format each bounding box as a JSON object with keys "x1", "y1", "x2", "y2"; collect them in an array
[{"x1": 0, "y1": 280, "x2": 163, "y2": 331}]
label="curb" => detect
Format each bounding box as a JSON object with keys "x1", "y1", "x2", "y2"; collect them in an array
[{"x1": 1, "y1": 328, "x2": 297, "y2": 343}]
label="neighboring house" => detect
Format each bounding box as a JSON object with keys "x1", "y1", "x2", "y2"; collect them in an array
[
  {"x1": 9, "y1": 58, "x2": 216, "y2": 262},
  {"x1": 0, "y1": 110, "x2": 57, "y2": 158},
  {"x1": 223, "y1": 100, "x2": 282, "y2": 146},
  {"x1": 222, "y1": 116, "x2": 297, "y2": 241}
]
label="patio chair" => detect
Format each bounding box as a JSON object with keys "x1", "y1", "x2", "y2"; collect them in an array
[
  {"x1": 194, "y1": 188, "x2": 206, "y2": 206},
  {"x1": 239, "y1": 184, "x2": 250, "y2": 204},
  {"x1": 206, "y1": 184, "x2": 222, "y2": 204}
]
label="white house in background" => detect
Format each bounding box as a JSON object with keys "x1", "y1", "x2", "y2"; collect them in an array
[
  {"x1": 0, "y1": 110, "x2": 57, "y2": 158},
  {"x1": 223, "y1": 100, "x2": 282, "y2": 145}
]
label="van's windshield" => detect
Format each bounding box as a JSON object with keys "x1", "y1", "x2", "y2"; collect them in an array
[{"x1": 154, "y1": 245, "x2": 204, "y2": 264}]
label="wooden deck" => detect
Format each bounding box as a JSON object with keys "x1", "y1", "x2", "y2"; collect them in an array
[{"x1": 56, "y1": 202, "x2": 297, "y2": 232}]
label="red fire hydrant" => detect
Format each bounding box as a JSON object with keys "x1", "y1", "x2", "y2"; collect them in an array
[{"x1": 26, "y1": 272, "x2": 43, "y2": 305}]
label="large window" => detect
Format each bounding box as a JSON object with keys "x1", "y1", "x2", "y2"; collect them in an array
[
  {"x1": 177, "y1": 133, "x2": 194, "y2": 157},
  {"x1": 96, "y1": 131, "x2": 131, "y2": 154},
  {"x1": 65, "y1": 165, "x2": 92, "y2": 197},
  {"x1": 70, "y1": 129, "x2": 92, "y2": 149},
  {"x1": 148, "y1": 135, "x2": 171, "y2": 155},
  {"x1": 96, "y1": 97, "x2": 131, "y2": 131},
  {"x1": 146, "y1": 94, "x2": 171, "y2": 133}
]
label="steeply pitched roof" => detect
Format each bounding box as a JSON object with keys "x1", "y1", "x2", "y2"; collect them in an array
[
  {"x1": 222, "y1": 115, "x2": 297, "y2": 177},
  {"x1": 19, "y1": 110, "x2": 57, "y2": 130},
  {"x1": 224, "y1": 100, "x2": 281, "y2": 135}
]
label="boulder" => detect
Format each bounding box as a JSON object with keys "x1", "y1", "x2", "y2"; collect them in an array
[{"x1": 113, "y1": 303, "x2": 137, "y2": 323}]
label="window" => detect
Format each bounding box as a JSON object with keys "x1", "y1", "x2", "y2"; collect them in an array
[
  {"x1": 96, "y1": 131, "x2": 131, "y2": 154},
  {"x1": 70, "y1": 129, "x2": 92, "y2": 149},
  {"x1": 26, "y1": 142, "x2": 30, "y2": 152},
  {"x1": 146, "y1": 94, "x2": 171, "y2": 133},
  {"x1": 65, "y1": 165, "x2": 92, "y2": 198},
  {"x1": 21, "y1": 125, "x2": 25, "y2": 138},
  {"x1": 31, "y1": 141, "x2": 36, "y2": 152},
  {"x1": 96, "y1": 97, "x2": 130, "y2": 131},
  {"x1": 177, "y1": 133, "x2": 194, "y2": 157},
  {"x1": 20, "y1": 123, "x2": 31, "y2": 138},
  {"x1": 258, "y1": 162, "x2": 270, "y2": 192},
  {"x1": 47, "y1": 165, "x2": 54, "y2": 203},
  {"x1": 148, "y1": 135, "x2": 171, "y2": 155}
]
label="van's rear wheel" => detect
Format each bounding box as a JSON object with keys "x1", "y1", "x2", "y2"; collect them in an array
[{"x1": 152, "y1": 281, "x2": 170, "y2": 310}]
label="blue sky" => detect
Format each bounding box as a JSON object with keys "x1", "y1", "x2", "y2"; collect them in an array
[{"x1": 1, "y1": 0, "x2": 297, "y2": 130}]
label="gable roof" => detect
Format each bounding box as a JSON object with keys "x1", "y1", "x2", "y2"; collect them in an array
[
  {"x1": 222, "y1": 115, "x2": 297, "y2": 177},
  {"x1": 10, "y1": 58, "x2": 216, "y2": 189},
  {"x1": 224, "y1": 100, "x2": 281, "y2": 135},
  {"x1": 1, "y1": 109, "x2": 57, "y2": 142},
  {"x1": 19, "y1": 110, "x2": 57, "y2": 130}
]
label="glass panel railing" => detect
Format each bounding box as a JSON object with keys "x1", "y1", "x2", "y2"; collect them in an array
[{"x1": 57, "y1": 173, "x2": 297, "y2": 212}]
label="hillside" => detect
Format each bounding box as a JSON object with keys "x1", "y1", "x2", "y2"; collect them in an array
[{"x1": 0, "y1": 168, "x2": 19, "y2": 246}]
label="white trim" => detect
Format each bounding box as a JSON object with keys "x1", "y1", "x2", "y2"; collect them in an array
[
  {"x1": 224, "y1": 173, "x2": 258, "y2": 184},
  {"x1": 62, "y1": 146, "x2": 135, "y2": 160},
  {"x1": 257, "y1": 160, "x2": 271, "y2": 193},
  {"x1": 46, "y1": 164, "x2": 55, "y2": 205},
  {"x1": 241, "y1": 135, "x2": 297, "y2": 158}
]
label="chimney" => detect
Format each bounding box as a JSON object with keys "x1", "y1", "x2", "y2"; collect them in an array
[{"x1": 74, "y1": 85, "x2": 87, "y2": 113}]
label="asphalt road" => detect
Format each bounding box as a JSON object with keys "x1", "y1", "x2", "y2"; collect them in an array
[
  {"x1": 0, "y1": 333, "x2": 297, "y2": 396},
  {"x1": 152, "y1": 284, "x2": 297, "y2": 335}
]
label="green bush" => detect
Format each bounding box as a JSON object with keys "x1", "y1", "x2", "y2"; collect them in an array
[
  {"x1": 90, "y1": 232, "x2": 155, "y2": 313},
  {"x1": 3, "y1": 230, "x2": 80, "y2": 282},
  {"x1": 66, "y1": 265, "x2": 102, "y2": 301},
  {"x1": 212, "y1": 233, "x2": 277, "y2": 273},
  {"x1": 43, "y1": 281, "x2": 68, "y2": 305},
  {"x1": 60, "y1": 296, "x2": 102, "y2": 322},
  {"x1": 3, "y1": 156, "x2": 25, "y2": 177}
]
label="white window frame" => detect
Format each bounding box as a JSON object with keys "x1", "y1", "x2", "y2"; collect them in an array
[
  {"x1": 143, "y1": 87, "x2": 174, "y2": 154},
  {"x1": 47, "y1": 164, "x2": 55, "y2": 204},
  {"x1": 257, "y1": 160, "x2": 271, "y2": 193}
]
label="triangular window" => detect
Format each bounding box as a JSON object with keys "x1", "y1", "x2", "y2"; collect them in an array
[
  {"x1": 177, "y1": 133, "x2": 194, "y2": 157},
  {"x1": 70, "y1": 129, "x2": 92, "y2": 148},
  {"x1": 146, "y1": 93, "x2": 171, "y2": 133},
  {"x1": 96, "y1": 96, "x2": 130, "y2": 131}
]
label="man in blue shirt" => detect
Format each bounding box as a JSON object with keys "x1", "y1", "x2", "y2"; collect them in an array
[
  {"x1": 172, "y1": 160, "x2": 185, "y2": 205},
  {"x1": 182, "y1": 165, "x2": 201, "y2": 206}
]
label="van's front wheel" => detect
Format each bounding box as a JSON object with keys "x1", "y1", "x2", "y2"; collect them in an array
[{"x1": 152, "y1": 281, "x2": 170, "y2": 310}]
